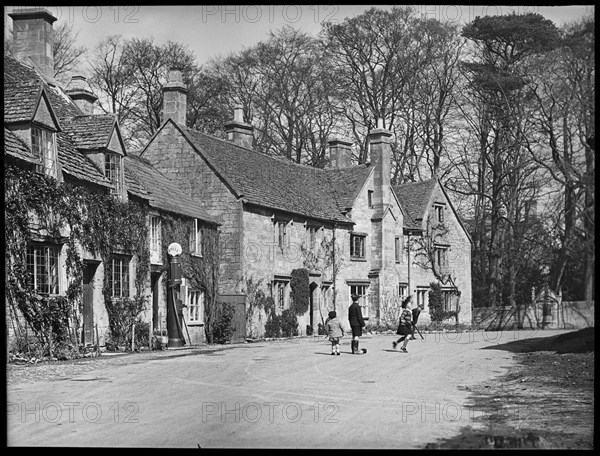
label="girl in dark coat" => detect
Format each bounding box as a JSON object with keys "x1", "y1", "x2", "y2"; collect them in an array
[
  {"x1": 393, "y1": 296, "x2": 414, "y2": 353},
  {"x1": 348, "y1": 294, "x2": 366, "y2": 354}
]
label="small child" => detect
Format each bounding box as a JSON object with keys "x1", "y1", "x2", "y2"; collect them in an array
[{"x1": 326, "y1": 310, "x2": 344, "y2": 355}]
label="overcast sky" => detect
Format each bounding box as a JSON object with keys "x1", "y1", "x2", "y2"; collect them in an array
[{"x1": 5, "y1": 4, "x2": 595, "y2": 71}]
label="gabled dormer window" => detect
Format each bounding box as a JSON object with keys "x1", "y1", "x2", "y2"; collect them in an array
[
  {"x1": 105, "y1": 153, "x2": 123, "y2": 197},
  {"x1": 32, "y1": 125, "x2": 58, "y2": 178}
]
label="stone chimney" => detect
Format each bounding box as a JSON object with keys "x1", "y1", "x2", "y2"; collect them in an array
[
  {"x1": 8, "y1": 8, "x2": 57, "y2": 79},
  {"x1": 327, "y1": 137, "x2": 353, "y2": 169},
  {"x1": 65, "y1": 75, "x2": 98, "y2": 115},
  {"x1": 162, "y1": 68, "x2": 188, "y2": 125},
  {"x1": 368, "y1": 118, "x2": 393, "y2": 210},
  {"x1": 225, "y1": 106, "x2": 253, "y2": 149},
  {"x1": 369, "y1": 118, "x2": 393, "y2": 277}
]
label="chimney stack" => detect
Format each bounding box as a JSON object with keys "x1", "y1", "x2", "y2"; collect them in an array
[
  {"x1": 368, "y1": 118, "x2": 393, "y2": 209},
  {"x1": 162, "y1": 68, "x2": 188, "y2": 125},
  {"x1": 66, "y1": 75, "x2": 98, "y2": 115},
  {"x1": 327, "y1": 137, "x2": 353, "y2": 169},
  {"x1": 8, "y1": 8, "x2": 57, "y2": 79},
  {"x1": 225, "y1": 106, "x2": 253, "y2": 149}
]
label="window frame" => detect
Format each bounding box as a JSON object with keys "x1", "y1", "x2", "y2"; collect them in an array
[
  {"x1": 350, "y1": 233, "x2": 366, "y2": 260},
  {"x1": 186, "y1": 288, "x2": 205, "y2": 325},
  {"x1": 272, "y1": 277, "x2": 290, "y2": 313},
  {"x1": 108, "y1": 255, "x2": 130, "y2": 298},
  {"x1": 26, "y1": 243, "x2": 60, "y2": 295},
  {"x1": 149, "y1": 215, "x2": 162, "y2": 261},
  {"x1": 104, "y1": 152, "x2": 123, "y2": 197},
  {"x1": 31, "y1": 124, "x2": 58, "y2": 178},
  {"x1": 349, "y1": 283, "x2": 370, "y2": 319},
  {"x1": 416, "y1": 287, "x2": 429, "y2": 309},
  {"x1": 398, "y1": 283, "x2": 408, "y2": 300},
  {"x1": 434, "y1": 244, "x2": 450, "y2": 270},
  {"x1": 275, "y1": 220, "x2": 289, "y2": 250},
  {"x1": 190, "y1": 219, "x2": 203, "y2": 257},
  {"x1": 434, "y1": 203, "x2": 445, "y2": 224}
]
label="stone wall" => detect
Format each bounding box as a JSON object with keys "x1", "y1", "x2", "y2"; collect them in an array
[
  {"x1": 141, "y1": 122, "x2": 243, "y2": 294},
  {"x1": 472, "y1": 301, "x2": 595, "y2": 330}
]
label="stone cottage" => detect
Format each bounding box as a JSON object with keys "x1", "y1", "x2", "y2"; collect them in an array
[
  {"x1": 4, "y1": 8, "x2": 219, "y2": 350},
  {"x1": 140, "y1": 72, "x2": 473, "y2": 337}
]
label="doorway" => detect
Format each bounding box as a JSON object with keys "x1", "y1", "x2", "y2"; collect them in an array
[
  {"x1": 82, "y1": 261, "x2": 99, "y2": 346},
  {"x1": 151, "y1": 272, "x2": 161, "y2": 331}
]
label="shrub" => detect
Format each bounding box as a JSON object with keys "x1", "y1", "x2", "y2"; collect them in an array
[
  {"x1": 211, "y1": 302, "x2": 236, "y2": 344},
  {"x1": 264, "y1": 313, "x2": 282, "y2": 338},
  {"x1": 290, "y1": 268, "x2": 310, "y2": 315},
  {"x1": 281, "y1": 309, "x2": 299, "y2": 337}
]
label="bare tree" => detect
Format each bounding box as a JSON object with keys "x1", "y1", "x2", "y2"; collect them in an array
[{"x1": 52, "y1": 22, "x2": 87, "y2": 83}]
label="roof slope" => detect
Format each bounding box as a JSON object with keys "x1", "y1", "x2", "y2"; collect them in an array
[
  {"x1": 4, "y1": 55, "x2": 111, "y2": 188},
  {"x1": 4, "y1": 127, "x2": 39, "y2": 164},
  {"x1": 393, "y1": 179, "x2": 437, "y2": 230},
  {"x1": 124, "y1": 155, "x2": 219, "y2": 224},
  {"x1": 173, "y1": 124, "x2": 365, "y2": 224},
  {"x1": 61, "y1": 115, "x2": 117, "y2": 150},
  {"x1": 3, "y1": 58, "x2": 42, "y2": 124}
]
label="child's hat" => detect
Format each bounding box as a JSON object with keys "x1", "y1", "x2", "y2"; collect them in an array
[{"x1": 328, "y1": 310, "x2": 336, "y2": 319}]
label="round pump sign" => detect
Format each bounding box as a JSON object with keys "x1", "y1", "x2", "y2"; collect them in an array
[{"x1": 167, "y1": 242, "x2": 182, "y2": 257}]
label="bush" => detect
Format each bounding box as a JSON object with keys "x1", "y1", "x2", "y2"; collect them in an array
[
  {"x1": 212, "y1": 302, "x2": 236, "y2": 344},
  {"x1": 281, "y1": 309, "x2": 299, "y2": 337},
  {"x1": 106, "y1": 295, "x2": 147, "y2": 347},
  {"x1": 317, "y1": 323, "x2": 326, "y2": 335},
  {"x1": 306, "y1": 324, "x2": 313, "y2": 336},
  {"x1": 264, "y1": 313, "x2": 282, "y2": 338},
  {"x1": 290, "y1": 268, "x2": 310, "y2": 315}
]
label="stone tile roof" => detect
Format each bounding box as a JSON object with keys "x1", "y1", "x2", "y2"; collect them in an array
[
  {"x1": 124, "y1": 155, "x2": 220, "y2": 224},
  {"x1": 56, "y1": 132, "x2": 112, "y2": 188},
  {"x1": 176, "y1": 124, "x2": 361, "y2": 225},
  {"x1": 3, "y1": 57, "x2": 42, "y2": 124},
  {"x1": 393, "y1": 179, "x2": 437, "y2": 230},
  {"x1": 4, "y1": 127, "x2": 39, "y2": 164},
  {"x1": 324, "y1": 165, "x2": 373, "y2": 212},
  {"x1": 4, "y1": 55, "x2": 114, "y2": 187},
  {"x1": 61, "y1": 115, "x2": 117, "y2": 150}
]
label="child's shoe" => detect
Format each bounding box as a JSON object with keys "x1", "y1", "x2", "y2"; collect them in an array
[
  {"x1": 401, "y1": 347, "x2": 407, "y2": 353},
  {"x1": 392, "y1": 341, "x2": 397, "y2": 349}
]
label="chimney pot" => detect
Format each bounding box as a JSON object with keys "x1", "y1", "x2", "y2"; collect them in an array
[
  {"x1": 66, "y1": 74, "x2": 98, "y2": 115},
  {"x1": 327, "y1": 136, "x2": 353, "y2": 169},
  {"x1": 234, "y1": 106, "x2": 244, "y2": 122},
  {"x1": 225, "y1": 106, "x2": 253, "y2": 149}
]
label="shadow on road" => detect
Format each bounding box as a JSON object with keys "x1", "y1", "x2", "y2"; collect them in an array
[{"x1": 480, "y1": 328, "x2": 594, "y2": 354}]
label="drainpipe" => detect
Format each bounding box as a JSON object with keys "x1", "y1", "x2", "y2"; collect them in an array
[
  {"x1": 332, "y1": 223, "x2": 337, "y2": 312},
  {"x1": 407, "y1": 232, "x2": 411, "y2": 296}
]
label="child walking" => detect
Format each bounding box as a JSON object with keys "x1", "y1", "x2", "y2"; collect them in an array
[
  {"x1": 393, "y1": 296, "x2": 414, "y2": 353},
  {"x1": 326, "y1": 311, "x2": 344, "y2": 355}
]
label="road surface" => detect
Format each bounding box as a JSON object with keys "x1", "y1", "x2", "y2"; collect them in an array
[{"x1": 7, "y1": 328, "x2": 568, "y2": 448}]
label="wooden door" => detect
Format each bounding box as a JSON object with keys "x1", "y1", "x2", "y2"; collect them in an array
[{"x1": 82, "y1": 262, "x2": 98, "y2": 345}]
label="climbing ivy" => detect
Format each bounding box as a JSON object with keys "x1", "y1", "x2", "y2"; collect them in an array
[
  {"x1": 159, "y1": 212, "x2": 220, "y2": 343},
  {"x1": 5, "y1": 164, "x2": 150, "y2": 358}
]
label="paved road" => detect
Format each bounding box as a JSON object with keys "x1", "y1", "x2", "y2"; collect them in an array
[{"x1": 7, "y1": 328, "x2": 571, "y2": 448}]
